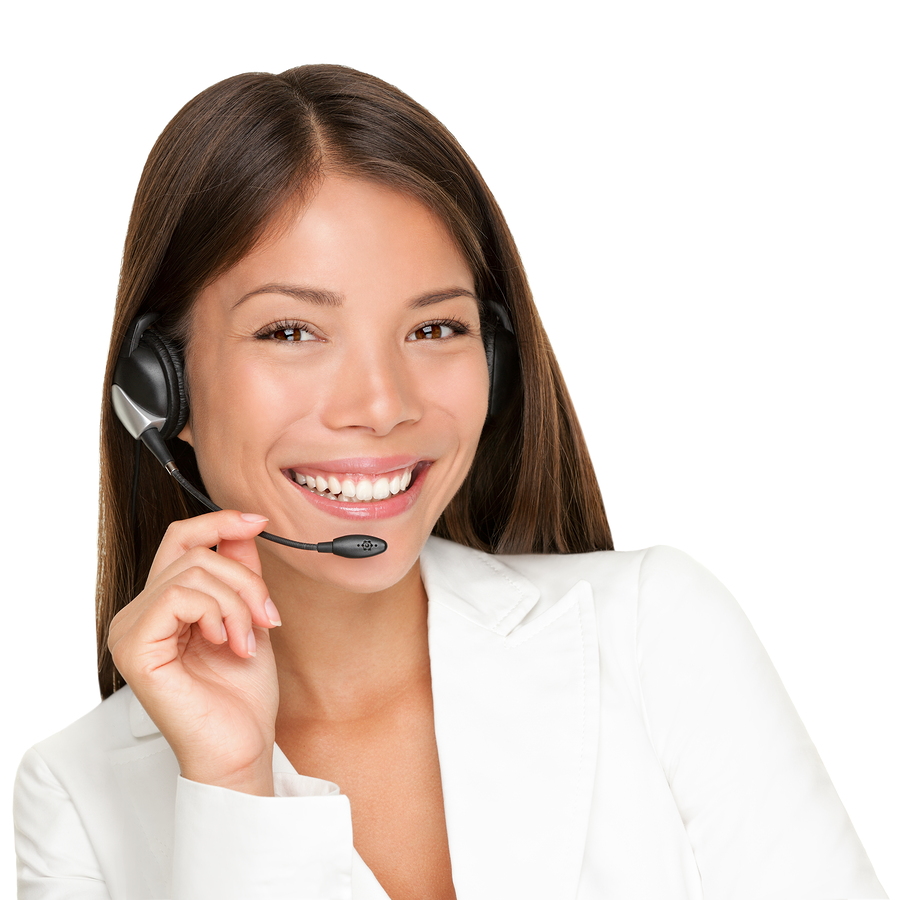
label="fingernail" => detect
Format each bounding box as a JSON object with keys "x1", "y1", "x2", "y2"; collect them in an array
[
  {"x1": 265, "y1": 598, "x2": 282, "y2": 627},
  {"x1": 247, "y1": 628, "x2": 257, "y2": 657},
  {"x1": 221, "y1": 624, "x2": 228, "y2": 643},
  {"x1": 241, "y1": 513, "x2": 269, "y2": 523}
]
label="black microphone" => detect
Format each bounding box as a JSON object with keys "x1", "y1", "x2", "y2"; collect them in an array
[{"x1": 139, "y1": 426, "x2": 387, "y2": 559}]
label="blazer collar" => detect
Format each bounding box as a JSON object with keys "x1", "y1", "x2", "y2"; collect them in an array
[{"x1": 418, "y1": 535, "x2": 541, "y2": 634}]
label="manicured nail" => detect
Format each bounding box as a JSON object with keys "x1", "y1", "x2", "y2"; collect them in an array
[
  {"x1": 265, "y1": 598, "x2": 281, "y2": 627},
  {"x1": 241, "y1": 513, "x2": 269, "y2": 523},
  {"x1": 247, "y1": 628, "x2": 257, "y2": 657}
]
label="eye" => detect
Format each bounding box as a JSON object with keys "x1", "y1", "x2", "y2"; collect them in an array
[
  {"x1": 255, "y1": 321, "x2": 318, "y2": 343},
  {"x1": 408, "y1": 319, "x2": 469, "y2": 341}
]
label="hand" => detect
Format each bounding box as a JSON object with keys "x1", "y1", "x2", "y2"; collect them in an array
[{"x1": 108, "y1": 510, "x2": 281, "y2": 795}]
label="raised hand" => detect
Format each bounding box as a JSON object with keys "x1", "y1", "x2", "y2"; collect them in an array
[{"x1": 107, "y1": 511, "x2": 282, "y2": 796}]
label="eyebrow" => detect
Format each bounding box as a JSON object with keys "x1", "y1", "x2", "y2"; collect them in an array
[{"x1": 233, "y1": 283, "x2": 479, "y2": 310}]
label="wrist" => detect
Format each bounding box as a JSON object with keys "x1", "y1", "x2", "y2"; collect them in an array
[{"x1": 180, "y1": 753, "x2": 275, "y2": 797}]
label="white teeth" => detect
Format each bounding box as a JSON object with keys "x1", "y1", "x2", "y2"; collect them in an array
[{"x1": 292, "y1": 465, "x2": 418, "y2": 501}]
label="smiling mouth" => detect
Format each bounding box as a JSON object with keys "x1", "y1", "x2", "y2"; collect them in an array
[{"x1": 287, "y1": 462, "x2": 427, "y2": 503}]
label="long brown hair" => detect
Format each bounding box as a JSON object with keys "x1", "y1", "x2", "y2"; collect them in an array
[{"x1": 97, "y1": 64, "x2": 613, "y2": 698}]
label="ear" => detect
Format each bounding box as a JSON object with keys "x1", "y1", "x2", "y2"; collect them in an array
[{"x1": 177, "y1": 421, "x2": 194, "y2": 446}]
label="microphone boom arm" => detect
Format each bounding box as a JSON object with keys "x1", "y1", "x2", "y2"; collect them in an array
[{"x1": 136, "y1": 424, "x2": 387, "y2": 559}]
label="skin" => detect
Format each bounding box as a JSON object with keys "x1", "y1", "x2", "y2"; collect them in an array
[{"x1": 108, "y1": 174, "x2": 489, "y2": 899}]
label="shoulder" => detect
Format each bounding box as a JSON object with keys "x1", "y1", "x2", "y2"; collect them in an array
[
  {"x1": 423, "y1": 536, "x2": 742, "y2": 644},
  {"x1": 28, "y1": 685, "x2": 143, "y2": 757},
  {"x1": 426, "y1": 536, "x2": 728, "y2": 614},
  {"x1": 502, "y1": 543, "x2": 749, "y2": 647},
  {"x1": 493, "y1": 542, "x2": 716, "y2": 603},
  {"x1": 18, "y1": 685, "x2": 161, "y2": 791}
]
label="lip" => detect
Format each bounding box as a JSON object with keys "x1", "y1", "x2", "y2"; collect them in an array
[
  {"x1": 282, "y1": 461, "x2": 432, "y2": 521},
  {"x1": 285, "y1": 456, "x2": 422, "y2": 477}
]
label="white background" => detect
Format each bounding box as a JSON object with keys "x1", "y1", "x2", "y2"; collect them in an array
[{"x1": 3, "y1": 1, "x2": 897, "y2": 895}]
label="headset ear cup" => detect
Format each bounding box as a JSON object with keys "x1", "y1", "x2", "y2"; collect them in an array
[
  {"x1": 113, "y1": 313, "x2": 190, "y2": 443},
  {"x1": 487, "y1": 323, "x2": 519, "y2": 420},
  {"x1": 485, "y1": 301, "x2": 519, "y2": 421},
  {"x1": 140, "y1": 330, "x2": 189, "y2": 440}
]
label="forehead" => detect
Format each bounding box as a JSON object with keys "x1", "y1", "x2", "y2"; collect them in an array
[{"x1": 202, "y1": 175, "x2": 474, "y2": 308}]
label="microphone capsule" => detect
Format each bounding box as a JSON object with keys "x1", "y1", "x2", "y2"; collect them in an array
[{"x1": 318, "y1": 535, "x2": 388, "y2": 558}]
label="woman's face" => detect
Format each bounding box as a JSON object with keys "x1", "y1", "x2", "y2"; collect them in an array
[{"x1": 179, "y1": 175, "x2": 489, "y2": 594}]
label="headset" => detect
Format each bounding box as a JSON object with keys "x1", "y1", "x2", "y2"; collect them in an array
[{"x1": 111, "y1": 300, "x2": 518, "y2": 559}]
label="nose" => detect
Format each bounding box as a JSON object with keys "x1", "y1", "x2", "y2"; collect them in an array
[{"x1": 320, "y1": 340, "x2": 423, "y2": 436}]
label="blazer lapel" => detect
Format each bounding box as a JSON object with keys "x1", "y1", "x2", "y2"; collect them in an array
[{"x1": 422, "y1": 538, "x2": 600, "y2": 900}]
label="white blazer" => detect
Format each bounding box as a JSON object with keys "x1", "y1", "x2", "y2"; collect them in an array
[{"x1": 15, "y1": 539, "x2": 886, "y2": 900}]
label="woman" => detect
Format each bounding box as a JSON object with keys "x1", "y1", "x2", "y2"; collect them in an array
[{"x1": 14, "y1": 65, "x2": 885, "y2": 900}]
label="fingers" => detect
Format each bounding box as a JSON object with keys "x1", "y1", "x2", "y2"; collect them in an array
[
  {"x1": 216, "y1": 536, "x2": 283, "y2": 626},
  {"x1": 152, "y1": 509, "x2": 280, "y2": 630},
  {"x1": 116, "y1": 568, "x2": 259, "y2": 661},
  {"x1": 148, "y1": 510, "x2": 269, "y2": 581},
  {"x1": 109, "y1": 573, "x2": 269, "y2": 689},
  {"x1": 217, "y1": 534, "x2": 265, "y2": 579},
  {"x1": 110, "y1": 510, "x2": 282, "y2": 672}
]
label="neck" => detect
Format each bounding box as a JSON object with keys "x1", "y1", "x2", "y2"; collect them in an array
[{"x1": 262, "y1": 552, "x2": 430, "y2": 723}]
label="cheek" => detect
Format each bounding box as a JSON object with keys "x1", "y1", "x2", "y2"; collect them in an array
[
  {"x1": 430, "y1": 351, "x2": 490, "y2": 443},
  {"x1": 186, "y1": 354, "x2": 314, "y2": 461}
]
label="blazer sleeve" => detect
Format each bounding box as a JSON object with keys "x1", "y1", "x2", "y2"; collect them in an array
[
  {"x1": 15, "y1": 747, "x2": 111, "y2": 900},
  {"x1": 633, "y1": 546, "x2": 886, "y2": 900},
  {"x1": 171, "y1": 775, "x2": 354, "y2": 899},
  {"x1": 15, "y1": 745, "x2": 355, "y2": 900}
]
